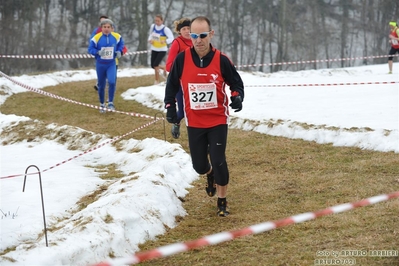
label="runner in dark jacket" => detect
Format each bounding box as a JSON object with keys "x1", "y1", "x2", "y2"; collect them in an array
[{"x1": 164, "y1": 16, "x2": 244, "y2": 217}]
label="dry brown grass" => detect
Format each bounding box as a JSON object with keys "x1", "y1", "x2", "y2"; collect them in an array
[{"x1": 1, "y1": 73, "x2": 399, "y2": 266}]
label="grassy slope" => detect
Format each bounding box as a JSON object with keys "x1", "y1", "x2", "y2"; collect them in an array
[{"x1": 1, "y1": 75, "x2": 398, "y2": 266}]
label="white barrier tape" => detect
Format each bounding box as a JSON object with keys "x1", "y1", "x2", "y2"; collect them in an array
[{"x1": 91, "y1": 191, "x2": 399, "y2": 266}]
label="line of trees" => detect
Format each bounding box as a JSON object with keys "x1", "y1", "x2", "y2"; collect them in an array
[{"x1": 0, "y1": 0, "x2": 398, "y2": 75}]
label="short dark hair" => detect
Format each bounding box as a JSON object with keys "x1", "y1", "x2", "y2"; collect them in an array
[
  {"x1": 99, "y1": 15, "x2": 109, "y2": 20},
  {"x1": 191, "y1": 16, "x2": 211, "y2": 31}
]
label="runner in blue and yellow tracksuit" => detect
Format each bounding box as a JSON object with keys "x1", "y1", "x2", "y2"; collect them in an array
[{"x1": 88, "y1": 19, "x2": 124, "y2": 112}]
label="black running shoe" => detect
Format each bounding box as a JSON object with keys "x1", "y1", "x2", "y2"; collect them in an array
[
  {"x1": 94, "y1": 84, "x2": 98, "y2": 91},
  {"x1": 217, "y1": 204, "x2": 229, "y2": 217},
  {"x1": 171, "y1": 123, "x2": 180, "y2": 139},
  {"x1": 205, "y1": 174, "x2": 216, "y2": 197}
]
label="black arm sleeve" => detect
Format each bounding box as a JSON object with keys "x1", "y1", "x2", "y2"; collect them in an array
[
  {"x1": 164, "y1": 51, "x2": 185, "y2": 108},
  {"x1": 220, "y1": 55, "x2": 244, "y2": 101}
]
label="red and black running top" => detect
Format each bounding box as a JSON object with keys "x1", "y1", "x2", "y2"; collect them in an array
[{"x1": 164, "y1": 45, "x2": 244, "y2": 128}]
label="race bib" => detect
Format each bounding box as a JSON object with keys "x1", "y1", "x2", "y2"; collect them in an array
[
  {"x1": 188, "y1": 83, "x2": 217, "y2": 110},
  {"x1": 392, "y1": 39, "x2": 399, "y2": 45},
  {"x1": 100, "y1": 47, "x2": 114, "y2": 60},
  {"x1": 151, "y1": 32, "x2": 161, "y2": 42}
]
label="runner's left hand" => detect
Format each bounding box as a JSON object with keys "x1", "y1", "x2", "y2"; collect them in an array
[{"x1": 229, "y1": 96, "x2": 242, "y2": 112}]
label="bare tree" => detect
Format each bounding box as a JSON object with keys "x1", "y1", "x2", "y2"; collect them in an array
[
  {"x1": 2, "y1": 0, "x2": 399, "y2": 75},
  {"x1": 318, "y1": 0, "x2": 330, "y2": 68},
  {"x1": 273, "y1": 0, "x2": 286, "y2": 72},
  {"x1": 134, "y1": 0, "x2": 150, "y2": 66}
]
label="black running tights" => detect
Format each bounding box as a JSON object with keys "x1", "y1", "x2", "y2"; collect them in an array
[{"x1": 187, "y1": 124, "x2": 229, "y2": 186}]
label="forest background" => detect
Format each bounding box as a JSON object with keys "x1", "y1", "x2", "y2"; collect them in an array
[{"x1": 0, "y1": 0, "x2": 399, "y2": 75}]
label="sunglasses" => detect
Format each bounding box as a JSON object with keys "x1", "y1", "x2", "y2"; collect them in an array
[{"x1": 190, "y1": 31, "x2": 211, "y2": 39}]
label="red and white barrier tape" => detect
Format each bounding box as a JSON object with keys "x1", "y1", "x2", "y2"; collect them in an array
[
  {"x1": 1, "y1": 52, "x2": 398, "y2": 69},
  {"x1": 0, "y1": 54, "x2": 94, "y2": 59},
  {"x1": 0, "y1": 71, "x2": 155, "y2": 119},
  {"x1": 0, "y1": 70, "x2": 164, "y2": 180},
  {"x1": 42, "y1": 118, "x2": 160, "y2": 174},
  {"x1": 0, "y1": 50, "x2": 149, "y2": 59},
  {"x1": 0, "y1": 118, "x2": 161, "y2": 180},
  {"x1": 236, "y1": 54, "x2": 399, "y2": 69},
  {"x1": 245, "y1": 81, "x2": 399, "y2": 88},
  {"x1": 0, "y1": 71, "x2": 397, "y2": 179},
  {"x1": 91, "y1": 191, "x2": 399, "y2": 266}
]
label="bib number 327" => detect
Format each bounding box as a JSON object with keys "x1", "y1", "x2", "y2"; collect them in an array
[{"x1": 188, "y1": 83, "x2": 217, "y2": 110}]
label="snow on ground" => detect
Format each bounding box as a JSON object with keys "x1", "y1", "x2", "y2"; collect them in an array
[{"x1": 0, "y1": 62, "x2": 398, "y2": 265}]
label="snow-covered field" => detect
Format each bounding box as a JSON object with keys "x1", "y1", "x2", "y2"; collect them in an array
[{"x1": 0, "y1": 62, "x2": 398, "y2": 265}]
